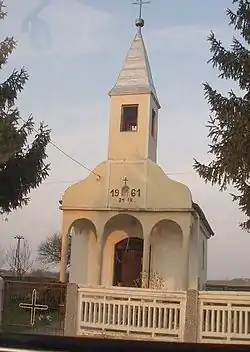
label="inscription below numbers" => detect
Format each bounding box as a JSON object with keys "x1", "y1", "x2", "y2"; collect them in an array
[
  {"x1": 110, "y1": 188, "x2": 141, "y2": 198},
  {"x1": 118, "y1": 197, "x2": 134, "y2": 203}
]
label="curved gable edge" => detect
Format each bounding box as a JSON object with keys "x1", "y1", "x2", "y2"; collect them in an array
[{"x1": 192, "y1": 202, "x2": 214, "y2": 238}]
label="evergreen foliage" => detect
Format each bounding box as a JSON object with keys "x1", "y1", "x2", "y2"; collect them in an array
[
  {"x1": 193, "y1": 0, "x2": 250, "y2": 231},
  {"x1": 0, "y1": 2, "x2": 50, "y2": 214}
]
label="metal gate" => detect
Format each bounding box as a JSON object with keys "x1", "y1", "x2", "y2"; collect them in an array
[{"x1": 2, "y1": 280, "x2": 66, "y2": 335}]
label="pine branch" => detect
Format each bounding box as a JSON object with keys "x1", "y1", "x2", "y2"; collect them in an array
[
  {"x1": 0, "y1": 1, "x2": 6, "y2": 20},
  {"x1": 0, "y1": 37, "x2": 16, "y2": 69},
  {"x1": 207, "y1": 32, "x2": 250, "y2": 90},
  {"x1": 227, "y1": 0, "x2": 250, "y2": 44},
  {"x1": 193, "y1": 0, "x2": 250, "y2": 231},
  {"x1": 0, "y1": 68, "x2": 29, "y2": 108},
  {"x1": 0, "y1": 2, "x2": 51, "y2": 213}
]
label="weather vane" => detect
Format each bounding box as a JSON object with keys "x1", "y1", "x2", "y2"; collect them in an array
[{"x1": 132, "y1": 0, "x2": 150, "y2": 31}]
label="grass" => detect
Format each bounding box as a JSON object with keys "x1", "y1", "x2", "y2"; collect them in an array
[{"x1": 2, "y1": 301, "x2": 61, "y2": 333}]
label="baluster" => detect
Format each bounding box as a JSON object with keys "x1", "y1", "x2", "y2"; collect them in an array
[
  {"x1": 93, "y1": 301, "x2": 97, "y2": 323},
  {"x1": 173, "y1": 308, "x2": 178, "y2": 331},
  {"x1": 158, "y1": 306, "x2": 162, "y2": 329},
  {"x1": 239, "y1": 310, "x2": 243, "y2": 335},
  {"x1": 142, "y1": 303, "x2": 146, "y2": 328},
  {"x1": 107, "y1": 303, "x2": 111, "y2": 325},
  {"x1": 118, "y1": 303, "x2": 121, "y2": 326},
  {"x1": 211, "y1": 309, "x2": 215, "y2": 332},
  {"x1": 205, "y1": 308, "x2": 209, "y2": 333},
  {"x1": 169, "y1": 308, "x2": 173, "y2": 330},
  {"x1": 227, "y1": 304, "x2": 232, "y2": 340},
  {"x1": 132, "y1": 304, "x2": 136, "y2": 327},
  {"x1": 83, "y1": 301, "x2": 88, "y2": 322},
  {"x1": 163, "y1": 307, "x2": 167, "y2": 329}
]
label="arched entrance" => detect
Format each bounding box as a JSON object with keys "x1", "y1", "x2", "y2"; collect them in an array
[
  {"x1": 69, "y1": 218, "x2": 97, "y2": 285},
  {"x1": 113, "y1": 237, "x2": 143, "y2": 287},
  {"x1": 102, "y1": 214, "x2": 143, "y2": 287}
]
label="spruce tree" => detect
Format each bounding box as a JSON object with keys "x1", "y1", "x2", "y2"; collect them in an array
[
  {"x1": 193, "y1": 0, "x2": 250, "y2": 231},
  {"x1": 0, "y1": 2, "x2": 50, "y2": 214}
]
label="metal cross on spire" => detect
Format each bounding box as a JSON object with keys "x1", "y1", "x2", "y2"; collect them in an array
[{"x1": 132, "y1": 0, "x2": 150, "y2": 31}]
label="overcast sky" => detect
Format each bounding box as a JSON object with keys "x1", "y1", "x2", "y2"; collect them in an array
[{"x1": 1, "y1": 0, "x2": 249, "y2": 279}]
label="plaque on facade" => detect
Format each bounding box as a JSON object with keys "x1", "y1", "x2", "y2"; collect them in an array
[{"x1": 109, "y1": 177, "x2": 141, "y2": 204}]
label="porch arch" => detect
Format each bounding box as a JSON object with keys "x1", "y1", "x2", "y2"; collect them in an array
[
  {"x1": 102, "y1": 214, "x2": 143, "y2": 286},
  {"x1": 69, "y1": 218, "x2": 98, "y2": 285},
  {"x1": 150, "y1": 219, "x2": 183, "y2": 290}
]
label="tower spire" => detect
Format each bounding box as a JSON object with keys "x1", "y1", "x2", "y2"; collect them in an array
[
  {"x1": 132, "y1": 0, "x2": 150, "y2": 32},
  {"x1": 109, "y1": 0, "x2": 160, "y2": 109}
]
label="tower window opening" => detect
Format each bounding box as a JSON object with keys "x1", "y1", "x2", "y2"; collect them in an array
[
  {"x1": 121, "y1": 105, "x2": 138, "y2": 132},
  {"x1": 151, "y1": 109, "x2": 156, "y2": 137}
]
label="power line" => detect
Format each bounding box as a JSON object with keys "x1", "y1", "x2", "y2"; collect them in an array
[
  {"x1": 48, "y1": 139, "x2": 100, "y2": 178},
  {"x1": 41, "y1": 172, "x2": 197, "y2": 186},
  {"x1": 19, "y1": 117, "x2": 196, "y2": 184},
  {"x1": 19, "y1": 116, "x2": 101, "y2": 180}
]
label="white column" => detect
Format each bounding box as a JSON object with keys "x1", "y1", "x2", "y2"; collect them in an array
[
  {"x1": 196, "y1": 215, "x2": 201, "y2": 290},
  {"x1": 182, "y1": 230, "x2": 190, "y2": 290},
  {"x1": 96, "y1": 236, "x2": 103, "y2": 285},
  {"x1": 142, "y1": 236, "x2": 150, "y2": 287},
  {"x1": 59, "y1": 231, "x2": 69, "y2": 282}
]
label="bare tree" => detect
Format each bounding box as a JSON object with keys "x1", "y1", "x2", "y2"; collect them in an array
[
  {"x1": 37, "y1": 232, "x2": 71, "y2": 269},
  {"x1": 6, "y1": 239, "x2": 33, "y2": 277},
  {"x1": 0, "y1": 247, "x2": 6, "y2": 269}
]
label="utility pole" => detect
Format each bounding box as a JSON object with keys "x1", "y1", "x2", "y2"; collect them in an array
[{"x1": 14, "y1": 235, "x2": 24, "y2": 277}]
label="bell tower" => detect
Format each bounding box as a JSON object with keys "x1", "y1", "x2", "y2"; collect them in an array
[{"x1": 107, "y1": 1, "x2": 161, "y2": 162}]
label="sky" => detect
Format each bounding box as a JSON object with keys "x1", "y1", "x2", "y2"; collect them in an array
[{"x1": 1, "y1": 0, "x2": 249, "y2": 279}]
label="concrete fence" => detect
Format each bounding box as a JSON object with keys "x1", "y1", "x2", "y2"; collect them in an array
[
  {"x1": 64, "y1": 284, "x2": 250, "y2": 345},
  {"x1": 0, "y1": 277, "x2": 4, "y2": 326}
]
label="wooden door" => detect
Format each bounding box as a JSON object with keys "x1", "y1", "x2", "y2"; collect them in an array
[{"x1": 113, "y1": 238, "x2": 143, "y2": 287}]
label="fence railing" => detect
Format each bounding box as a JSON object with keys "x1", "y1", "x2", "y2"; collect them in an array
[
  {"x1": 198, "y1": 291, "x2": 250, "y2": 344},
  {"x1": 77, "y1": 286, "x2": 186, "y2": 341},
  {"x1": 75, "y1": 286, "x2": 250, "y2": 344}
]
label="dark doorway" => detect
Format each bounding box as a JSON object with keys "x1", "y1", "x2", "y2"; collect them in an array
[{"x1": 113, "y1": 237, "x2": 143, "y2": 287}]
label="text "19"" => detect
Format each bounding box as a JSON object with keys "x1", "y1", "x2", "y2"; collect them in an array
[{"x1": 110, "y1": 188, "x2": 141, "y2": 198}]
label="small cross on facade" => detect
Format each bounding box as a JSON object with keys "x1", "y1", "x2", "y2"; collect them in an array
[
  {"x1": 122, "y1": 176, "x2": 129, "y2": 186},
  {"x1": 19, "y1": 289, "x2": 49, "y2": 326},
  {"x1": 132, "y1": 0, "x2": 150, "y2": 20}
]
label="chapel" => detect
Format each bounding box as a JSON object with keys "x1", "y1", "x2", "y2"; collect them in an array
[{"x1": 59, "y1": 6, "x2": 214, "y2": 291}]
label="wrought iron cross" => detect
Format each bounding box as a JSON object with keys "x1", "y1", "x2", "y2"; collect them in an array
[
  {"x1": 19, "y1": 289, "x2": 49, "y2": 326},
  {"x1": 132, "y1": 0, "x2": 150, "y2": 20}
]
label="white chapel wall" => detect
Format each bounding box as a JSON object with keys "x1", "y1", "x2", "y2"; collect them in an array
[
  {"x1": 150, "y1": 229, "x2": 183, "y2": 290},
  {"x1": 147, "y1": 98, "x2": 159, "y2": 161},
  {"x1": 69, "y1": 230, "x2": 89, "y2": 285},
  {"x1": 188, "y1": 221, "x2": 199, "y2": 290},
  {"x1": 199, "y1": 226, "x2": 208, "y2": 289}
]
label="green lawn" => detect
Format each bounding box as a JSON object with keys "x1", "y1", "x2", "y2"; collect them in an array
[{"x1": 2, "y1": 302, "x2": 60, "y2": 333}]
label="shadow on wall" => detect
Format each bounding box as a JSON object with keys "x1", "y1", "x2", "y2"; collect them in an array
[{"x1": 150, "y1": 219, "x2": 183, "y2": 290}]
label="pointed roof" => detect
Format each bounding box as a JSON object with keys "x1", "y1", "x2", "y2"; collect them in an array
[{"x1": 109, "y1": 31, "x2": 161, "y2": 109}]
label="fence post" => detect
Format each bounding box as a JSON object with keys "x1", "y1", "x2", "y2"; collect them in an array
[
  {"x1": 183, "y1": 289, "x2": 199, "y2": 343},
  {"x1": 64, "y1": 283, "x2": 78, "y2": 336},
  {"x1": 0, "y1": 277, "x2": 3, "y2": 328}
]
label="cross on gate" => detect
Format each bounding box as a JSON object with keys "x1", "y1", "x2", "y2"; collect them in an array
[{"x1": 19, "y1": 288, "x2": 49, "y2": 326}]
